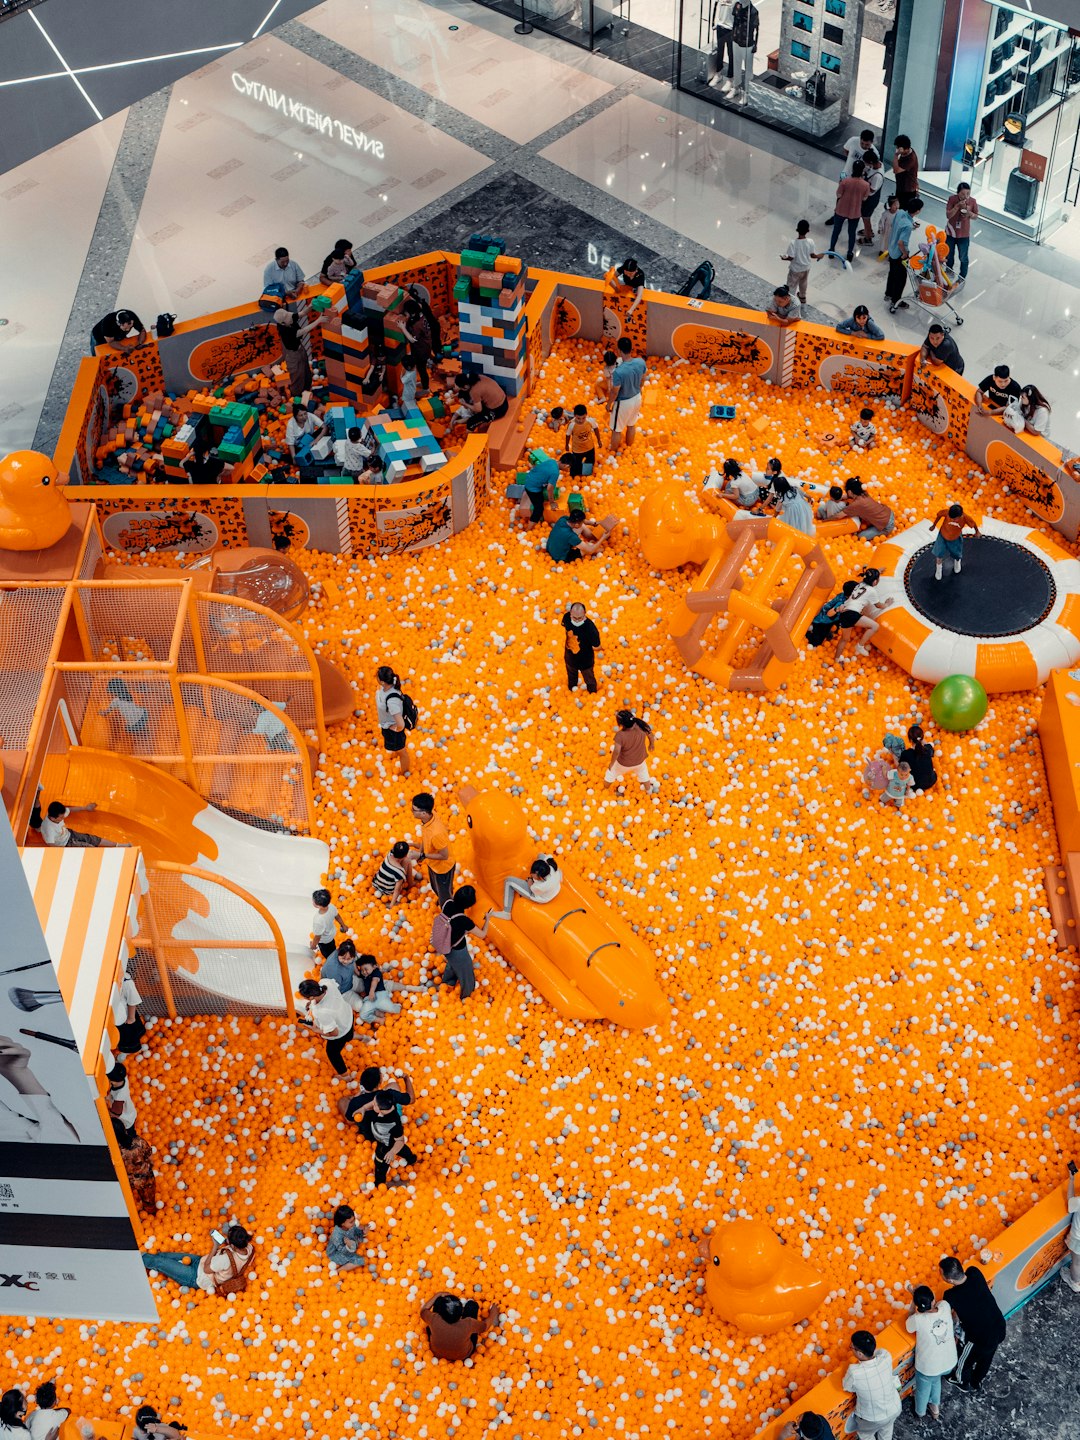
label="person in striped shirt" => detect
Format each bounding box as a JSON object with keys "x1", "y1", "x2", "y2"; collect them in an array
[{"x1": 373, "y1": 841, "x2": 416, "y2": 902}]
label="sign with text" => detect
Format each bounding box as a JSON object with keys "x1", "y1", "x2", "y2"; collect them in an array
[{"x1": 0, "y1": 816, "x2": 156, "y2": 1321}]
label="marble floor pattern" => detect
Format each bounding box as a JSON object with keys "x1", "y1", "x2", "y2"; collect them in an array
[
  {"x1": 0, "y1": 109, "x2": 128, "y2": 454},
  {"x1": 5, "y1": 0, "x2": 1080, "y2": 461}
]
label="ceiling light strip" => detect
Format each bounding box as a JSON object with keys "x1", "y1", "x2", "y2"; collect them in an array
[{"x1": 29, "y1": 10, "x2": 102, "y2": 119}]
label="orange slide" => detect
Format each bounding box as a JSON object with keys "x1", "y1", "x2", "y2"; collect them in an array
[{"x1": 460, "y1": 787, "x2": 668, "y2": 1029}]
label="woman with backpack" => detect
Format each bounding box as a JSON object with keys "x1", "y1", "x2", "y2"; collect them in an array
[
  {"x1": 376, "y1": 665, "x2": 412, "y2": 777},
  {"x1": 900, "y1": 723, "x2": 937, "y2": 792},
  {"x1": 432, "y1": 885, "x2": 490, "y2": 1001}
]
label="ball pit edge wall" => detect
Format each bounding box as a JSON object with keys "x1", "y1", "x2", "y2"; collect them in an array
[
  {"x1": 51, "y1": 257, "x2": 1079, "y2": 552},
  {"x1": 754, "y1": 1180, "x2": 1075, "y2": 1438}
]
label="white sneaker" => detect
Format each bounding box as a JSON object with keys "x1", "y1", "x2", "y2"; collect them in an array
[{"x1": 1062, "y1": 1269, "x2": 1080, "y2": 1292}]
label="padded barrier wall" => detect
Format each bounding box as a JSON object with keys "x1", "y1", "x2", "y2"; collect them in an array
[
  {"x1": 755, "y1": 1181, "x2": 1075, "y2": 1437},
  {"x1": 54, "y1": 266, "x2": 1078, "y2": 550}
]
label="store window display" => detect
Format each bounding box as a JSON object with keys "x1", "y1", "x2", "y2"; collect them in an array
[{"x1": 678, "y1": 0, "x2": 894, "y2": 147}]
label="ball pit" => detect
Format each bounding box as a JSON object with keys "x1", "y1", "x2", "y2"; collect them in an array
[{"x1": 8, "y1": 340, "x2": 1080, "y2": 1439}]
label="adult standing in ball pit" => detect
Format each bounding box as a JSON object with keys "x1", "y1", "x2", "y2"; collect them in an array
[
  {"x1": 410, "y1": 792, "x2": 455, "y2": 905},
  {"x1": 434, "y1": 884, "x2": 490, "y2": 1001},
  {"x1": 609, "y1": 336, "x2": 647, "y2": 454},
  {"x1": 606, "y1": 709, "x2": 658, "y2": 793},
  {"x1": 297, "y1": 978, "x2": 355, "y2": 1078},
  {"x1": 562, "y1": 602, "x2": 603, "y2": 694},
  {"x1": 375, "y1": 666, "x2": 412, "y2": 778}
]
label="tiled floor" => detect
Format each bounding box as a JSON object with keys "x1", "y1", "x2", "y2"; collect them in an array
[
  {"x1": 116, "y1": 33, "x2": 490, "y2": 322},
  {"x1": 305, "y1": 0, "x2": 612, "y2": 143},
  {"x1": 0, "y1": 109, "x2": 128, "y2": 454},
  {"x1": 4, "y1": 0, "x2": 1080, "y2": 459}
]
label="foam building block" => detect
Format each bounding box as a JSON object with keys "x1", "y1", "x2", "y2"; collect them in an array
[
  {"x1": 454, "y1": 237, "x2": 529, "y2": 399},
  {"x1": 365, "y1": 403, "x2": 446, "y2": 475}
]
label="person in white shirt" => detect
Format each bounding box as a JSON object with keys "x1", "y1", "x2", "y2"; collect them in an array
[
  {"x1": 309, "y1": 888, "x2": 342, "y2": 959},
  {"x1": 905, "y1": 1286, "x2": 958, "y2": 1421},
  {"x1": 704, "y1": 459, "x2": 760, "y2": 508},
  {"x1": 40, "y1": 801, "x2": 108, "y2": 848},
  {"x1": 116, "y1": 966, "x2": 146, "y2": 1054},
  {"x1": 106, "y1": 1061, "x2": 137, "y2": 1139},
  {"x1": 842, "y1": 128, "x2": 876, "y2": 177},
  {"x1": 488, "y1": 856, "x2": 562, "y2": 920},
  {"x1": 99, "y1": 677, "x2": 149, "y2": 733},
  {"x1": 252, "y1": 697, "x2": 292, "y2": 752},
  {"x1": 0, "y1": 1036, "x2": 80, "y2": 1143},
  {"x1": 842, "y1": 1331, "x2": 901, "y2": 1440},
  {"x1": 780, "y1": 219, "x2": 823, "y2": 304},
  {"x1": 833, "y1": 567, "x2": 892, "y2": 663},
  {"x1": 1064, "y1": 1162, "x2": 1080, "y2": 1292},
  {"x1": 285, "y1": 403, "x2": 325, "y2": 460},
  {"x1": 334, "y1": 426, "x2": 373, "y2": 476},
  {"x1": 298, "y1": 979, "x2": 355, "y2": 1076},
  {"x1": 143, "y1": 1224, "x2": 254, "y2": 1295},
  {"x1": 27, "y1": 1381, "x2": 68, "y2": 1440}
]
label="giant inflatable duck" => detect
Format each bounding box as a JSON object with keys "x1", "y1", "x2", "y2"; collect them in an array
[
  {"x1": 0, "y1": 451, "x2": 72, "y2": 551},
  {"x1": 698, "y1": 1219, "x2": 827, "y2": 1334},
  {"x1": 459, "y1": 786, "x2": 668, "y2": 1029}
]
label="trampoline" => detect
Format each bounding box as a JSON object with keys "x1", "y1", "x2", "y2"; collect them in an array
[
  {"x1": 868, "y1": 518, "x2": 1080, "y2": 693},
  {"x1": 904, "y1": 536, "x2": 1056, "y2": 639}
]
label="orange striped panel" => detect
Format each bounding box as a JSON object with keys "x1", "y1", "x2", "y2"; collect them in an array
[
  {"x1": 1055, "y1": 591, "x2": 1080, "y2": 640},
  {"x1": 1024, "y1": 529, "x2": 1068, "y2": 562},
  {"x1": 876, "y1": 608, "x2": 933, "y2": 671},
  {"x1": 975, "y1": 642, "x2": 1038, "y2": 692}
]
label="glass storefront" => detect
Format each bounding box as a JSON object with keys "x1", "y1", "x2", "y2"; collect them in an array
[
  {"x1": 674, "y1": 0, "x2": 896, "y2": 151},
  {"x1": 916, "y1": 1, "x2": 1080, "y2": 246}
]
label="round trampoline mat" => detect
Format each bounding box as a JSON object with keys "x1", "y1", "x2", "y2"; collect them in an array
[{"x1": 903, "y1": 535, "x2": 1056, "y2": 639}]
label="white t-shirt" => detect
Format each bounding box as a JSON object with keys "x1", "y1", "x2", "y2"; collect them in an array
[
  {"x1": 103, "y1": 698, "x2": 147, "y2": 730},
  {"x1": 1067, "y1": 1192, "x2": 1080, "y2": 1253},
  {"x1": 1024, "y1": 404, "x2": 1051, "y2": 437},
  {"x1": 785, "y1": 236, "x2": 815, "y2": 270},
  {"x1": 28, "y1": 1408, "x2": 68, "y2": 1440},
  {"x1": 40, "y1": 813, "x2": 71, "y2": 846},
  {"x1": 844, "y1": 581, "x2": 879, "y2": 616},
  {"x1": 529, "y1": 862, "x2": 562, "y2": 903},
  {"x1": 842, "y1": 135, "x2": 869, "y2": 176},
  {"x1": 308, "y1": 986, "x2": 353, "y2": 1038},
  {"x1": 285, "y1": 414, "x2": 319, "y2": 448},
  {"x1": 121, "y1": 975, "x2": 143, "y2": 1009},
  {"x1": 334, "y1": 436, "x2": 371, "y2": 470},
  {"x1": 905, "y1": 1300, "x2": 959, "y2": 1376},
  {"x1": 722, "y1": 471, "x2": 760, "y2": 504},
  {"x1": 254, "y1": 706, "x2": 288, "y2": 740},
  {"x1": 311, "y1": 904, "x2": 339, "y2": 943}
]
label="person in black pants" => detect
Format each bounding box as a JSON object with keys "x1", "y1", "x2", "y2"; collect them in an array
[
  {"x1": 940, "y1": 1256, "x2": 1007, "y2": 1391},
  {"x1": 713, "y1": 0, "x2": 735, "y2": 79},
  {"x1": 434, "y1": 886, "x2": 490, "y2": 1001},
  {"x1": 562, "y1": 603, "x2": 602, "y2": 694},
  {"x1": 402, "y1": 300, "x2": 432, "y2": 390},
  {"x1": 298, "y1": 979, "x2": 355, "y2": 1077}
]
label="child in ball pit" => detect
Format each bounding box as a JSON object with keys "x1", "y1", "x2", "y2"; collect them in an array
[
  {"x1": 882, "y1": 759, "x2": 916, "y2": 810},
  {"x1": 605, "y1": 709, "x2": 658, "y2": 793}
]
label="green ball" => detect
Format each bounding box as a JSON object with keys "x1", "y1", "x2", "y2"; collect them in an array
[{"x1": 930, "y1": 674, "x2": 988, "y2": 732}]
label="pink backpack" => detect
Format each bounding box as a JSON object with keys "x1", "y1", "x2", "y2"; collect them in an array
[
  {"x1": 431, "y1": 910, "x2": 454, "y2": 954},
  {"x1": 863, "y1": 757, "x2": 889, "y2": 791}
]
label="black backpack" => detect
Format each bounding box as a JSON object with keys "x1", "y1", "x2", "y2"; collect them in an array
[
  {"x1": 391, "y1": 689, "x2": 419, "y2": 730},
  {"x1": 156, "y1": 312, "x2": 177, "y2": 338}
]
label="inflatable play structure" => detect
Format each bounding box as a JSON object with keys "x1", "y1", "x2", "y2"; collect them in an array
[
  {"x1": 459, "y1": 785, "x2": 668, "y2": 1029},
  {"x1": 639, "y1": 483, "x2": 835, "y2": 691}
]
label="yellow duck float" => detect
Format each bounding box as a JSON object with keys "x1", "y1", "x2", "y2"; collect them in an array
[
  {"x1": 698, "y1": 1219, "x2": 828, "y2": 1334},
  {"x1": 0, "y1": 451, "x2": 72, "y2": 551},
  {"x1": 459, "y1": 785, "x2": 668, "y2": 1029}
]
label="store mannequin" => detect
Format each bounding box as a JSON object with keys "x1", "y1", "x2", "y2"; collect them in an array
[
  {"x1": 711, "y1": 0, "x2": 735, "y2": 86},
  {"x1": 731, "y1": 1, "x2": 759, "y2": 106}
]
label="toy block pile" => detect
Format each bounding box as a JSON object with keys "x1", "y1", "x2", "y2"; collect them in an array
[
  {"x1": 361, "y1": 281, "x2": 410, "y2": 364},
  {"x1": 455, "y1": 235, "x2": 527, "y2": 397},
  {"x1": 318, "y1": 276, "x2": 371, "y2": 407},
  {"x1": 94, "y1": 391, "x2": 188, "y2": 481},
  {"x1": 365, "y1": 404, "x2": 446, "y2": 481}
]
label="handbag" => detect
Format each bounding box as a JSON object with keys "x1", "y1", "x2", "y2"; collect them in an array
[{"x1": 214, "y1": 1246, "x2": 251, "y2": 1295}]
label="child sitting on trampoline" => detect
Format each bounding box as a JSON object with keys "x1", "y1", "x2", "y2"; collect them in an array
[{"x1": 930, "y1": 502, "x2": 979, "y2": 579}]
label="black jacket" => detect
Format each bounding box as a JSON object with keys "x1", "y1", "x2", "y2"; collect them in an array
[{"x1": 732, "y1": 3, "x2": 758, "y2": 48}]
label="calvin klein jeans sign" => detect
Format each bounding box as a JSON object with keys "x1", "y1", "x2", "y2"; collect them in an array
[{"x1": 230, "y1": 73, "x2": 386, "y2": 159}]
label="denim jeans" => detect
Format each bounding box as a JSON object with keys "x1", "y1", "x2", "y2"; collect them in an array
[
  {"x1": 945, "y1": 235, "x2": 969, "y2": 279},
  {"x1": 143, "y1": 1251, "x2": 201, "y2": 1288},
  {"x1": 913, "y1": 1369, "x2": 942, "y2": 1417},
  {"x1": 860, "y1": 515, "x2": 895, "y2": 540}
]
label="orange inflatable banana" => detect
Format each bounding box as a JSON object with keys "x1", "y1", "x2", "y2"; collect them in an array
[{"x1": 460, "y1": 786, "x2": 668, "y2": 1029}]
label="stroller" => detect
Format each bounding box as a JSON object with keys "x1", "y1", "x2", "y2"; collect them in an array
[{"x1": 677, "y1": 259, "x2": 715, "y2": 301}]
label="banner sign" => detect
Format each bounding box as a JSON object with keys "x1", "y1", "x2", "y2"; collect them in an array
[{"x1": 0, "y1": 814, "x2": 156, "y2": 1321}]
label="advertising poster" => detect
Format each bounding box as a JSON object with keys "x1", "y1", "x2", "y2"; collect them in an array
[{"x1": 0, "y1": 815, "x2": 156, "y2": 1320}]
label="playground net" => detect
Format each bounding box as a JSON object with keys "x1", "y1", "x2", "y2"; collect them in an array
[
  {"x1": 192, "y1": 593, "x2": 320, "y2": 736},
  {"x1": 134, "y1": 863, "x2": 292, "y2": 1019},
  {"x1": 0, "y1": 586, "x2": 67, "y2": 752},
  {"x1": 72, "y1": 580, "x2": 185, "y2": 664}
]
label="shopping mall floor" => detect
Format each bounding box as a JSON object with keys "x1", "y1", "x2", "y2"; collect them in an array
[{"x1": 3, "y1": 0, "x2": 1080, "y2": 458}]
